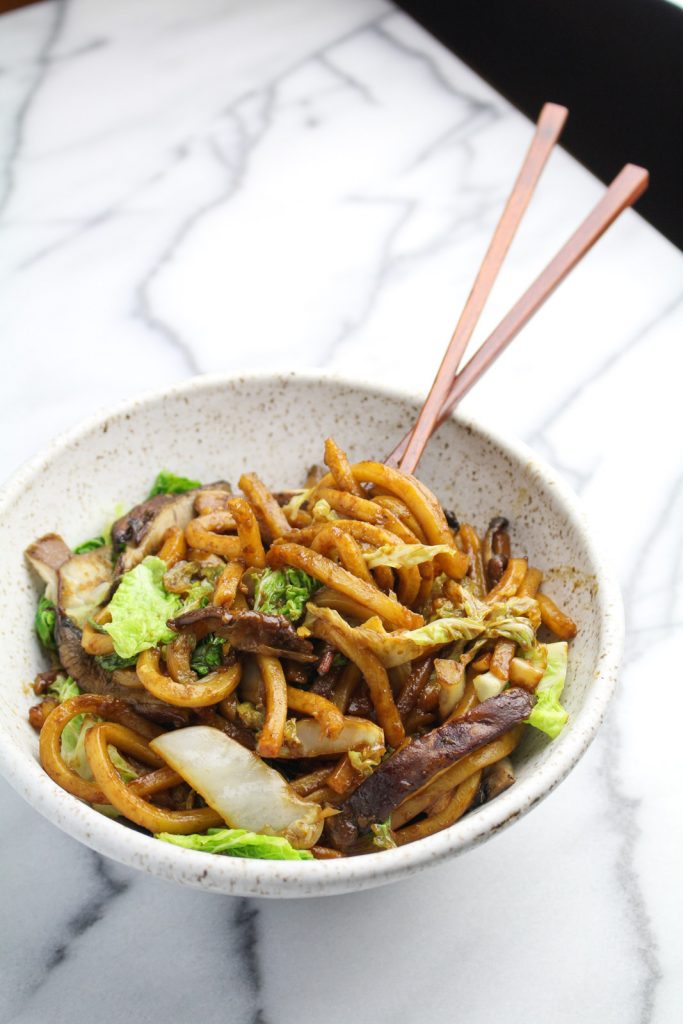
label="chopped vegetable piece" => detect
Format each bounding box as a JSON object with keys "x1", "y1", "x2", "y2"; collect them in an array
[
  {"x1": 103, "y1": 556, "x2": 181, "y2": 659},
  {"x1": 305, "y1": 605, "x2": 483, "y2": 668},
  {"x1": 304, "y1": 602, "x2": 538, "y2": 669},
  {"x1": 311, "y1": 499, "x2": 339, "y2": 522},
  {"x1": 182, "y1": 576, "x2": 216, "y2": 612},
  {"x1": 472, "y1": 670, "x2": 507, "y2": 702},
  {"x1": 73, "y1": 536, "x2": 106, "y2": 554},
  {"x1": 155, "y1": 827, "x2": 313, "y2": 860},
  {"x1": 275, "y1": 717, "x2": 384, "y2": 758},
  {"x1": 191, "y1": 634, "x2": 225, "y2": 676},
  {"x1": 525, "y1": 641, "x2": 569, "y2": 739},
  {"x1": 95, "y1": 652, "x2": 139, "y2": 672},
  {"x1": 148, "y1": 470, "x2": 201, "y2": 497},
  {"x1": 253, "y1": 567, "x2": 321, "y2": 621},
  {"x1": 348, "y1": 747, "x2": 384, "y2": 777},
  {"x1": 371, "y1": 818, "x2": 397, "y2": 849},
  {"x1": 363, "y1": 543, "x2": 452, "y2": 570},
  {"x1": 47, "y1": 675, "x2": 81, "y2": 703},
  {"x1": 35, "y1": 594, "x2": 57, "y2": 650},
  {"x1": 150, "y1": 726, "x2": 324, "y2": 848}
]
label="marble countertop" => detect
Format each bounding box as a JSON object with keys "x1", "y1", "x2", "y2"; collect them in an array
[{"x1": 1, "y1": 1, "x2": 682, "y2": 1021}]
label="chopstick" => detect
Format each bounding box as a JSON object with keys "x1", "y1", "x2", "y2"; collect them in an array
[
  {"x1": 391, "y1": 102, "x2": 568, "y2": 474},
  {"x1": 387, "y1": 162, "x2": 649, "y2": 471}
]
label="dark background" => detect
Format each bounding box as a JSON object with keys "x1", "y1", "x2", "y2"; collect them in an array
[{"x1": 397, "y1": 0, "x2": 683, "y2": 250}]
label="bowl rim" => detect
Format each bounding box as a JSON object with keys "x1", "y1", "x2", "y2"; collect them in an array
[{"x1": 0, "y1": 369, "x2": 624, "y2": 897}]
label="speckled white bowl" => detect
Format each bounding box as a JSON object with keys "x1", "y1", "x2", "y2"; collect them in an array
[{"x1": 0, "y1": 371, "x2": 623, "y2": 897}]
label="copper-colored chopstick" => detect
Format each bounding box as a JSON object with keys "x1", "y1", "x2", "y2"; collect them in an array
[
  {"x1": 387, "y1": 162, "x2": 649, "y2": 469},
  {"x1": 391, "y1": 102, "x2": 568, "y2": 474}
]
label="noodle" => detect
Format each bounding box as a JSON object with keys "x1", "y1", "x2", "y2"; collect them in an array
[
  {"x1": 306, "y1": 607, "x2": 405, "y2": 748},
  {"x1": 395, "y1": 770, "x2": 481, "y2": 844},
  {"x1": 311, "y1": 526, "x2": 376, "y2": 587},
  {"x1": 157, "y1": 526, "x2": 187, "y2": 568},
  {"x1": 517, "y1": 566, "x2": 543, "y2": 598},
  {"x1": 256, "y1": 654, "x2": 288, "y2": 757},
  {"x1": 313, "y1": 487, "x2": 417, "y2": 543},
  {"x1": 323, "y1": 438, "x2": 363, "y2": 497},
  {"x1": 330, "y1": 663, "x2": 361, "y2": 713},
  {"x1": 485, "y1": 557, "x2": 528, "y2": 602},
  {"x1": 227, "y1": 497, "x2": 266, "y2": 568},
  {"x1": 286, "y1": 685, "x2": 345, "y2": 738},
  {"x1": 537, "y1": 592, "x2": 578, "y2": 639},
  {"x1": 315, "y1": 461, "x2": 468, "y2": 579},
  {"x1": 239, "y1": 473, "x2": 292, "y2": 539},
  {"x1": 213, "y1": 560, "x2": 246, "y2": 607},
  {"x1": 39, "y1": 694, "x2": 161, "y2": 803},
  {"x1": 137, "y1": 648, "x2": 241, "y2": 708},
  {"x1": 185, "y1": 512, "x2": 241, "y2": 559}
]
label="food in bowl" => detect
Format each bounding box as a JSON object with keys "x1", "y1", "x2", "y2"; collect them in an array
[{"x1": 26, "y1": 438, "x2": 577, "y2": 861}]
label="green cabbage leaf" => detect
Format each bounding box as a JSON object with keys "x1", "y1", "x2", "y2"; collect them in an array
[
  {"x1": 74, "y1": 536, "x2": 107, "y2": 554},
  {"x1": 525, "y1": 641, "x2": 569, "y2": 739},
  {"x1": 148, "y1": 470, "x2": 201, "y2": 497},
  {"x1": 305, "y1": 605, "x2": 484, "y2": 667},
  {"x1": 103, "y1": 556, "x2": 181, "y2": 659},
  {"x1": 364, "y1": 543, "x2": 452, "y2": 570},
  {"x1": 191, "y1": 634, "x2": 224, "y2": 676},
  {"x1": 254, "y1": 567, "x2": 321, "y2": 621},
  {"x1": 155, "y1": 827, "x2": 313, "y2": 860},
  {"x1": 35, "y1": 594, "x2": 57, "y2": 650},
  {"x1": 370, "y1": 818, "x2": 397, "y2": 849}
]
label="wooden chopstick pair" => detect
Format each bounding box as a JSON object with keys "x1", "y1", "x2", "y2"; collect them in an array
[{"x1": 387, "y1": 103, "x2": 649, "y2": 473}]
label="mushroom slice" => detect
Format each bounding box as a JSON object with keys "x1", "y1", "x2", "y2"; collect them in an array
[
  {"x1": 150, "y1": 726, "x2": 324, "y2": 849},
  {"x1": 326, "y1": 687, "x2": 535, "y2": 848},
  {"x1": 112, "y1": 492, "x2": 197, "y2": 575},
  {"x1": 57, "y1": 546, "x2": 114, "y2": 628},
  {"x1": 478, "y1": 757, "x2": 516, "y2": 804},
  {"x1": 169, "y1": 607, "x2": 317, "y2": 662},
  {"x1": 276, "y1": 717, "x2": 384, "y2": 758},
  {"x1": 25, "y1": 533, "x2": 73, "y2": 601},
  {"x1": 54, "y1": 614, "x2": 189, "y2": 727}
]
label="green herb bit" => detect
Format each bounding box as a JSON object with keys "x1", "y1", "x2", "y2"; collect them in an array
[
  {"x1": 191, "y1": 634, "x2": 225, "y2": 677},
  {"x1": 35, "y1": 595, "x2": 57, "y2": 651},
  {"x1": 73, "y1": 536, "x2": 107, "y2": 554},
  {"x1": 148, "y1": 470, "x2": 201, "y2": 498}
]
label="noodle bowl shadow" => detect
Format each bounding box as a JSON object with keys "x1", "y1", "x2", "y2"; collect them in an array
[{"x1": 0, "y1": 371, "x2": 623, "y2": 897}]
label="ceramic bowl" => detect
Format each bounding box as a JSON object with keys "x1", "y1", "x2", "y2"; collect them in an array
[{"x1": 0, "y1": 371, "x2": 623, "y2": 897}]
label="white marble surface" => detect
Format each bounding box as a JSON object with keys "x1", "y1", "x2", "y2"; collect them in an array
[{"x1": 0, "y1": 0, "x2": 682, "y2": 1020}]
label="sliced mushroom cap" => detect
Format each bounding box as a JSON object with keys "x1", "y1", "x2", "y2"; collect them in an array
[
  {"x1": 169, "y1": 607, "x2": 317, "y2": 663},
  {"x1": 477, "y1": 756, "x2": 516, "y2": 804},
  {"x1": 112, "y1": 492, "x2": 197, "y2": 575},
  {"x1": 58, "y1": 546, "x2": 114, "y2": 628},
  {"x1": 112, "y1": 482, "x2": 233, "y2": 576},
  {"x1": 54, "y1": 613, "x2": 189, "y2": 727},
  {"x1": 326, "y1": 687, "x2": 535, "y2": 849},
  {"x1": 25, "y1": 533, "x2": 73, "y2": 602}
]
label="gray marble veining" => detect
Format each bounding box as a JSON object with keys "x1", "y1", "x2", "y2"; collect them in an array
[{"x1": 1, "y1": 0, "x2": 682, "y2": 1021}]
